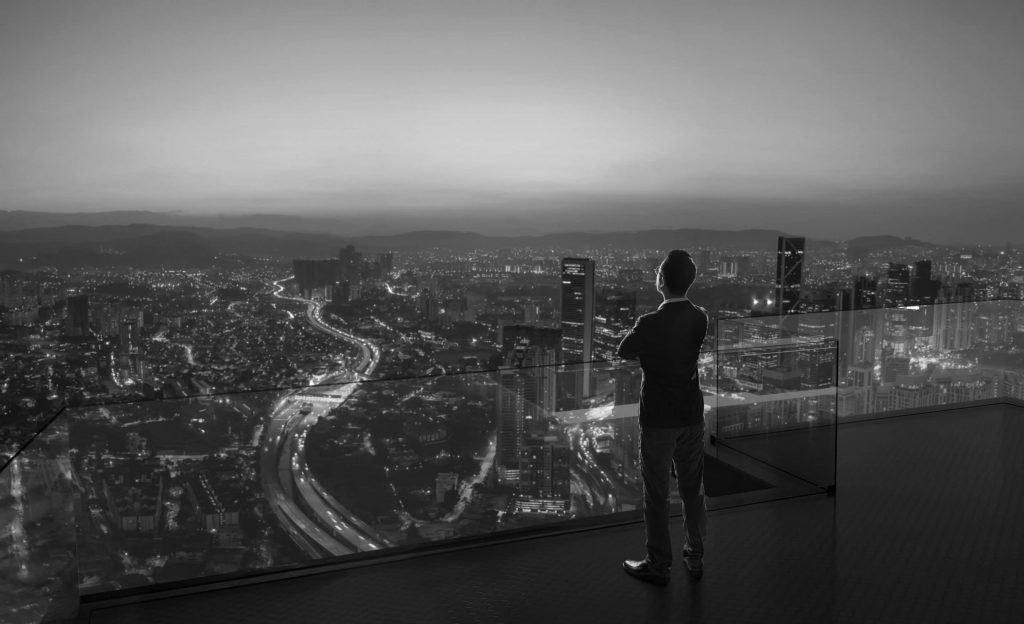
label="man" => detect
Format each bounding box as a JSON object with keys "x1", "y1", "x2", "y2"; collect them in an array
[{"x1": 618, "y1": 249, "x2": 709, "y2": 585}]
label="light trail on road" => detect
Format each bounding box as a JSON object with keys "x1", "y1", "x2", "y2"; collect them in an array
[{"x1": 260, "y1": 277, "x2": 387, "y2": 558}]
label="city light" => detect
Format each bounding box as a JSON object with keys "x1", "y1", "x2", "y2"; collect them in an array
[{"x1": 2, "y1": 228, "x2": 1022, "y2": 601}]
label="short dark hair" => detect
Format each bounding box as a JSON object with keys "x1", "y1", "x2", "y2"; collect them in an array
[{"x1": 659, "y1": 250, "x2": 697, "y2": 295}]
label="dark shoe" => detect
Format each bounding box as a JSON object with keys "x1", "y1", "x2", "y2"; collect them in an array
[
  {"x1": 682, "y1": 548, "x2": 703, "y2": 580},
  {"x1": 622, "y1": 558, "x2": 670, "y2": 586}
]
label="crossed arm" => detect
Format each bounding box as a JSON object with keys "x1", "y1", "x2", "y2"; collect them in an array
[{"x1": 617, "y1": 314, "x2": 652, "y2": 360}]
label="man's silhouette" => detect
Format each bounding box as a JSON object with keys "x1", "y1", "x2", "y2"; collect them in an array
[{"x1": 618, "y1": 250, "x2": 709, "y2": 585}]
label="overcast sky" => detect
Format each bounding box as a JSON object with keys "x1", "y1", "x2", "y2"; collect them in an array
[{"x1": 1, "y1": 0, "x2": 1022, "y2": 241}]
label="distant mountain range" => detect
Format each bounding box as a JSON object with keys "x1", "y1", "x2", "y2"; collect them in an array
[
  {"x1": 0, "y1": 210, "x2": 348, "y2": 233},
  {"x1": 0, "y1": 210, "x2": 940, "y2": 270}
]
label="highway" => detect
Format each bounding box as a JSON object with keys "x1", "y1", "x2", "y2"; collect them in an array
[
  {"x1": 259, "y1": 279, "x2": 387, "y2": 559},
  {"x1": 265, "y1": 277, "x2": 620, "y2": 543},
  {"x1": 566, "y1": 425, "x2": 640, "y2": 515},
  {"x1": 271, "y1": 278, "x2": 381, "y2": 375},
  {"x1": 260, "y1": 394, "x2": 350, "y2": 557}
]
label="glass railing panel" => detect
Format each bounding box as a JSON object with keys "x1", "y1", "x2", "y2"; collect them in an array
[
  {"x1": 70, "y1": 353, "x2": 783, "y2": 595},
  {"x1": 0, "y1": 413, "x2": 77, "y2": 624},
  {"x1": 516, "y1": 352, "x2": 715, "y2": 519},
  {"x1": 589, "y1": 348, "x2": 783, "y2": 511},
  {"x1": 717, "y1": 300, "x2": 1024, "y2": 420},
  {"x1": 22, "y1": 304, "x2": 990, "y2": 603},
  {"x1": 711, "y1": 341, "x2": 838, "y2": 495},
  {"x1": 54, "y1": 337, "x2": 840, "y2": 598},
  {"x1": 2, "y1": 403, "x2": 67, "y2": 475},
  {"x1": 67, "y1": 362, "x2": 656, "y2": 593},
  {"x1": 0, "y1": 276, "x2": 375, "y2": 467},
  {"x1": 67, "y1": 383, "x2": 357, "y2": 595}
]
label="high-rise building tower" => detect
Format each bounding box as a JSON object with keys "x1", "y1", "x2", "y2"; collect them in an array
[
  {"x1": 933, "y1": 300, "x2": 975, "y2": 352},
  {"x1": 910, "y1": 260, "x2": 940, "y2": 304},
  {"x1": 96, "y1": 344, "x2": 114, "y2": 381},
  {"x1": 293, "y1": 259, "x2": 341, "y2": 298},
  {"x1": 66, "y1": 294, "x2": 90, "y2": 336},
  {"x1": 496, "y1": 344, "x2": 557, "y2": 483},
  {"x1": 338, "y1": 245, "x2": 362, "y2": 282},
  {"x1": 419, "y1": 289, "x2": 440, "y2": 322},
  {"x1": 560, "y1": 258, "x2": 595, "y2": 398},
  {"x1": 853, "y1": 326, "x2": 877, "y2": 363},
  {"x1": 119, "y1": 317, "x2": 139, "y2": 355},
  {"x1": 885, "y1": 263, "x2": 911, "y2": 307},
  {"x1": 593, "y1": 290, "x2": 636, "y2": 360},
  {"x1": 775, "y1": 237, "x2": 805, "y2": 314},
  {"x1": 853, "y1": 276, "x2": 878, "y2": 310},
  {"x1": 515, "y1": 436, "x2": 571, "y2": 515},
  {"x1": 913, "y1": 260, "x2": 931, "y2": 282},
  {"x1": 718, "y1": 256, "x2": 739, "y2": 278}
]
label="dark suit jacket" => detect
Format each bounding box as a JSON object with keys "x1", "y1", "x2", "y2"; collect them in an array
[{"x1": 617, "y1": 299, "x2": 709, "y2": 427}]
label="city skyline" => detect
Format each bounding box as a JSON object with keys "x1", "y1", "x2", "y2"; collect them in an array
[
  {"x1": 3, "y1": 219, "x2": 1024, "y2": 611},
  {"x1": 2, "y1": 1, "x2": 1024, "y2": 244}
]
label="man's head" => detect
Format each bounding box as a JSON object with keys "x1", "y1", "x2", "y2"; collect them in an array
[{"x1": 656, "y1": 250, "x2": 697, "y2": 298}]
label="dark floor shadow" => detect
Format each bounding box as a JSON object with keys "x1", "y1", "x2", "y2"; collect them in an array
[{"x1": 703, "y1": 453, "x2": 773, "y2": 497}]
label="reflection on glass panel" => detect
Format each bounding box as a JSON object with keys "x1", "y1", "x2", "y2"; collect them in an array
[
  {"x1": 57, "y1": 340, "x2": 842, "y2": 595},
  {"x1": 0, "y1": 417, "x2": 77, "y2": 624},
  {"x1": 8, "y1": 299, "x2": 1022, "y2": 603},
  {"x1": 69, "y1": 356, "x2": 759, "y2": 593},
  {"x1": 718, "y1": 300, "x2": 1024, "y2": 420},
  {"x1": 50, "y1": 305, "x2": 1024, "y2": 598},
  {"x1": 712, "y1": 342, "x2": 838, "y2": 492}
]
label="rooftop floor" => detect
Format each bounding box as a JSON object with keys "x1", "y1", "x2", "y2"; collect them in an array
[{"x1": 83, "y1": 403, "x2": 1024, "y2": 624}]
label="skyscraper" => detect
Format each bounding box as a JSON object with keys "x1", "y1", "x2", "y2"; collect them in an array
[
  {"x1": 66, "y1": 294, "x2": 90, "y2": 336},
  {"x1": 910, "y1": 260, "x2": 940, "y2": 304},
  {"x1": 913, "y1": 259, "x2": 931, "y2": 282},
  {"x1": 775, "y1": 237, "x2": 805, "y2": 315},
  {"x1": 560, "y1": 258, "x2": 595, "y2": 399},
  {"x1": 338, "y1": 245, "x2": 362, "y2": 282},
  {"x1": 853, "y1": 276, "x2": 878, "y2": 310},
  {"x1": 419, "y1": 289, "x2": 440, "y2": 322},
  {"x1": 883, "y1": 307, "x2": 911, "y2": 355},
  {"x1": 292, "y1": 259, "x2": 341, "y2": 298},
  {"x1": 933, "y1": 300, "x2": 975, "y2": 352},
  {"x1": 593, "y1": 290, "x2": 636, "y2": 361},
  {"x1": 496, "y1": 344, "x2": 557, "y2": 483},
  {"x1": 515, "y1": 436, "x2": 571, "y2": 515},
  {"x1": 119, "y1": 317, "x2": 138, "y2": 355},
  {"x1": 885, "y1": 263, "x2": 911, "y2": 307},
  {"x1": 96, "y1": 343, "x2": 114, "y2": 381},
  {"x1": 718, "y1": 256, "x2": 739, "y2": 278},
  {"x1": 853, "y1": 326, "x2": 877, "y2": 363}
]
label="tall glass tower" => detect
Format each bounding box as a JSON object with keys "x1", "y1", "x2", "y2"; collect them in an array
[
  {"x1": 885, "y1": 263, "x2": 911, "y2": 308},
  {"x1": 560, "y1": 258, "x2": 595, "y2": 400},
  {"x1": 775, "y1": 236, "x2": 805, "y2": 315}
]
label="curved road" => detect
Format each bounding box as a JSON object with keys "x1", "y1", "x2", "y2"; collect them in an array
[{"x1": 260, "y1": 279, "x2": 387, "y2": 559}]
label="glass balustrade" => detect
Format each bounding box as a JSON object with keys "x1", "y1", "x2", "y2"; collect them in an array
[
  {"x1": 6, "y1": 298, "x2": 1023, "y2": 615},
  {"x1": 717, "y1": 299, "x2": 1024, "y2": 421},
  {"x1": 52, "y1": 345, "x2": 836, "y2": 596},
  {"x1": 0, "y1": 413, "x2": 77, "y2": 624},
  {"x1": 711, "y1": 341, "x2": 838, "y2": 499}
]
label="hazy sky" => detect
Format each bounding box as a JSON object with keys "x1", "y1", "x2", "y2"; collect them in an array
[{"x1": 2, "y1": 0, "x2": 1023, "y2": 240}]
